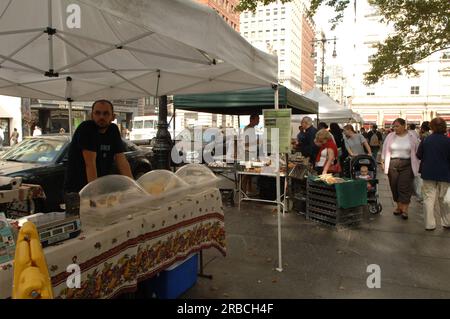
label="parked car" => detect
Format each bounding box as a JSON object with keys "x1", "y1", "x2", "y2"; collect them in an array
[{"x1": 0, "y1": 135, "x2": 154, "y2": 212}]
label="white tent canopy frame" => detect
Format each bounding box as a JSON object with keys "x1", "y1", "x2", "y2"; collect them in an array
[
  {"x1": 0, "y1": 0, "x2": 277, "y2": 102},
  {"x1": 304, "y1": 88, "x2": 363, "y2": 124},
  {"x1": 0, "y1": 0, "x2": 284, "y2": 271}
]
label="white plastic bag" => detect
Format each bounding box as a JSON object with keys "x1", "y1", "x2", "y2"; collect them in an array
[
  {"x1": 445, "y1": 185, "x2": 450, "y2": 205},
  {"x1": 414, "y1": 175, "x2": 423, "y2": 199}
]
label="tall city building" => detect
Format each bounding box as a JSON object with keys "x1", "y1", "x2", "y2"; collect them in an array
[
  {"x1": 240, "y1": 0, "x2": 315, "y2": 93},
  {"x1": 324, "y1": 65, "x2": 346, "y2": 104},
  {"x1": 348, "y1": 0, "x2": 450, "y2": 127},
  {"x1": 197, "y1": 0, "x2": 240, "y2": 31}
]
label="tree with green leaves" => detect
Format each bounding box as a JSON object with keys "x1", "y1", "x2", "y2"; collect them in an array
[{"x1": 236, "y1": 0, "x2": 450, "y2": 85}]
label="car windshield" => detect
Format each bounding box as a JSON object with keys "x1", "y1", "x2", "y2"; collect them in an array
[{"x1": 1, "y1": 138, "x2": 66, "y2": 163}]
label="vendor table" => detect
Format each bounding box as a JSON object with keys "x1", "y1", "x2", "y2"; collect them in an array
[
  {"x1": 0, "y1": 184, "x2": 46, "y2": 218},
  {"x1": 0, "y1": 188, "x2": 225, "y2": 299},
  {"x1": 238, "y1": 170, "x2": 286, "y2": 213},
  {"x1": 208, "y1": 162, "x2": 240, "y2": 206}
]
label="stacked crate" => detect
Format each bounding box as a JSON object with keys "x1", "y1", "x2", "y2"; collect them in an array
[{"x1": 306, "y1": 179, "x2": 364, "y2": 228}]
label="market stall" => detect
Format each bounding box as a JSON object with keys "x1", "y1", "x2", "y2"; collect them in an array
[
  {"x1": 0, "y1": 0, "x2": 280, "y2": 293},
  {"x1": 174, "y1": 85, "x2": 319, "y2": 204},
  {"x1": 1, "y1": 167, "x2": 225, "y2": 299}
]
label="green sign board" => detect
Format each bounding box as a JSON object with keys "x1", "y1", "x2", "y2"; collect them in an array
[{"x1": 263, "y1": 109, "x2": 292, "y2": 154}]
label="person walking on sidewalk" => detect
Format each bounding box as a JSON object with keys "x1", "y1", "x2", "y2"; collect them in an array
[
  {"x1": 381, "y1": 118, "x2": 420, "y2": 220},
  {"x1": 367, "y1": 124, "x2": 383, "y2": 163},
  {"x1": 419, "y1": 121, "x2": 431, "y2": 141},
  {"x1": 416, "y1": 117, "x2": 450, "y2": 231}
]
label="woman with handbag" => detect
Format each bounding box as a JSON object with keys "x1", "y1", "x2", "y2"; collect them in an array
[{"x1": 314, "y1": 129, "x2": 340, "y2": 175}]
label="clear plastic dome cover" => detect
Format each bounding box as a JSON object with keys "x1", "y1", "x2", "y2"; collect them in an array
[
  {"x1": 137, "y1": 170, "x2": 189, "y2": 199},
  {"x1": 79, "y1": 175, "x2": 150, "y2": 226},
  {"x1": 175, "y1": 164, "x2": 219, "y2": 193}
]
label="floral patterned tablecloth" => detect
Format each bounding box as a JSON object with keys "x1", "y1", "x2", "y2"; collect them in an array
[{"x1": 0, "y1": 188, "x2": 225, "y2": 299}]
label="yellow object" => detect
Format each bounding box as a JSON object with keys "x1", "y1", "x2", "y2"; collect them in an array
[{"x1": 12, "y1": 222, "x2": 53, "y2": 299}]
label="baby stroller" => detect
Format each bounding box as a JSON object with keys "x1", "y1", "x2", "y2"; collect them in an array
[{"x1": 346, "y1": 154, "x2": 383, "y2": 214}]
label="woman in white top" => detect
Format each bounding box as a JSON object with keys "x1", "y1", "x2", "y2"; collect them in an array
[{"x1": 381, "y1": 118, "x2": 420, "y2": 220}]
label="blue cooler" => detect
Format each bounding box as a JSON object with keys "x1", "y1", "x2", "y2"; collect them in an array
[{"x1": 151, "y1": 253, "x2": 199, "y2": 299}]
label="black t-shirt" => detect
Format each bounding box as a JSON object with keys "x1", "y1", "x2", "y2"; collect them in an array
[{"x1": 64, "y1": 120, "x2": 125, "y2": 193}]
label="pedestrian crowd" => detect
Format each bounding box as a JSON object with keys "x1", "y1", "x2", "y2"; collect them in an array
[{"x1": 295, "y1": 117, "x2": 450, "y2": 231}]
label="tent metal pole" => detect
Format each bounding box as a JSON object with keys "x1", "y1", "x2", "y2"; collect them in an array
[
  {"x1": 273, "y1": 84, "x2": 283, "y2": 273},
  {"x1": 0, "y1": 28, "x2": 44, "y2": 36},
  {"x1": 66, "y1": 77, "x2": 73, "y2": 135},
  {"x1": 47, "y1": 0, "x2": 55, "y2": 74},
  {"x1": 68, "y1": 99, "x2": 73, "y2": 135},
  {"x1": 173, "y1": 105, "x2": 176, "y2": 141}
]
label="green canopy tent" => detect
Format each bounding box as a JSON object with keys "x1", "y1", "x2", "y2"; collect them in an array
[{"x1": 173, "y1": 85, "x2": 318, "y2": 115}]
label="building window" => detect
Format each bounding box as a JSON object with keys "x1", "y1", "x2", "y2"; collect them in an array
[
  {"x1": 441, "y1": 51, "x2": 450, "y2": 60},
  {"x1": 366, "y1": 92, "x2": 375, "y2": 96},
  {"x1": 410, "y1": 86, "x2": 420, "y2": 95},
  {"x1": 281, "y1": 28, "x2": 285, "y2": 35}
]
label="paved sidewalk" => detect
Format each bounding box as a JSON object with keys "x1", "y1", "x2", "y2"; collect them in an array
[{"x1": 183, "y1": 171, "x2": 450, "y2": 299}]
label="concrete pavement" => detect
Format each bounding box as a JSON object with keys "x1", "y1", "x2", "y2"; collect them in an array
[{"x1": 183, "y1": 171, "x2": 450, "y2": 299}]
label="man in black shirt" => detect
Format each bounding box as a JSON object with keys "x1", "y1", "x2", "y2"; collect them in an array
[
  {"x1": 298, "y1": 116, "x2": 318, "y2": 165},
  {"x1": 64, "y1": 99, "x2": 133, "y2": 193}
]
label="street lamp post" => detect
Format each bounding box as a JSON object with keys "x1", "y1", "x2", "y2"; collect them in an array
[{"x1": 311, "y1": 36, "x2": 337, "y2": 92}]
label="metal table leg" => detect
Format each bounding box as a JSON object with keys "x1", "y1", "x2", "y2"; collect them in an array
[
  {"x1": 238, "y1": 173, "x2": 242, "y2": 211},
  {"x1": 198, "y1": 250, "x2": 213, "y2": 279}
]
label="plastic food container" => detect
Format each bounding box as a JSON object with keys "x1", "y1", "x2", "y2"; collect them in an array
[
  {"x1": 137, "y1": 170, "x2": 189, "y2": 205},
  {"x1": 79, "y1": 175, "x2": 151, "y2": 226},
  {"x1": 175, "y1": 164, "x2": 219, "y2": 195}
]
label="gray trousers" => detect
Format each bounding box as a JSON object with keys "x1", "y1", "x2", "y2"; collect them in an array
[{"x1": 388, "y1": 158, "x2": 414, "y2": 204}]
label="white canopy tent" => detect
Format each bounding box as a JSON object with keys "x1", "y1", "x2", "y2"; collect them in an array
[
  {"x1": 0, "y1": 0, "x2": 285, "y2": 271},
  {"x1": 0, "y1": 0, "x2": 277, "y2": 106},
  {"x1": 304, "y1": 88, "x2": 363, "y2": 124}
]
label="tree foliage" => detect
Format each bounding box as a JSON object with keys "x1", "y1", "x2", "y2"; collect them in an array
[{"x1": 237, "y1": 0, "x2": 450, "y2": 84}]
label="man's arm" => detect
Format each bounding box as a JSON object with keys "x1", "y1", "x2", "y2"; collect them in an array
[
  {"x1": 82, "y1": 150, "x2": 97, "y2": 183},
  {"x1": 363, "y1": 140, "x2": 372, "y2": 156},
  {"x1": 115, "y1": 153, "x2": 133, "y2": 179}
]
